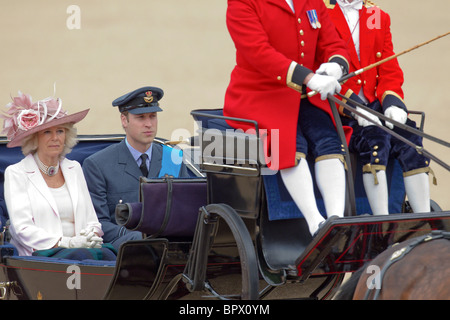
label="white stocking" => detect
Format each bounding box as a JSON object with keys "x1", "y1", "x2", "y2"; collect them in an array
[
  {"x1": 315, "y1": 158, "x2": 346, "y2": 218},
  {"x1": 404, "y1": 172, "x2": 430, "y2": 213},
  {"x1": 280, "y1": 158, "x2": 325, "y2": 235},
  {"x1": 362, "y1": 171, "x2": 389, "y2": 215}
]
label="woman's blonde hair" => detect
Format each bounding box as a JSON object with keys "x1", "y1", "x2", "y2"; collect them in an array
[{"x1": 21, "y1": 123, "x2": 78, "y2": 159}]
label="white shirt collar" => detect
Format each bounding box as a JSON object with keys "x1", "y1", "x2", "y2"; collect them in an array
[
  {"x1": 285, "y1": 0, "x2": 295, "y2": 13},
  {"x1": 336, "y1": 0, "x2": 364, "y2": 11},
  {"x1": 125, "y1": 138, "x2": 152, "y2": 164}
]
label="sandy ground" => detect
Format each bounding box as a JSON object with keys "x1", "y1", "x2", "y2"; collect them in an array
[{"x1": 0, "y1": 1, "x2": 449, "y2": 210}]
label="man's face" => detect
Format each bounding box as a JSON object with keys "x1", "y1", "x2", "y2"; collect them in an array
[{"x1": 121, "y1": 112, "x2": 158, "y2": 152}]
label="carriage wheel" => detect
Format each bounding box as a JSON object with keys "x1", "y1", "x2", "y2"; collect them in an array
[{"x1": 203, "y1": 203, "x2": 259, "y2": 300}]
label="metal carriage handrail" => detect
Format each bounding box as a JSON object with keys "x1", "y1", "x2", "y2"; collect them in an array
[{"x1": 190, "y1": 109, "x2": 269, "y2": 177}]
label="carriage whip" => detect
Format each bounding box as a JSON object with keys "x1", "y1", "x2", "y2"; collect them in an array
[{"x1": 306, "y1": 31, "x2": 450, "y2": 97}]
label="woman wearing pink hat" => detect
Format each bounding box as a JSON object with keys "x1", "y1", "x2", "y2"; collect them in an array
[{"x1": 1, "y1": 91, "x2": 112, "y2": 258}]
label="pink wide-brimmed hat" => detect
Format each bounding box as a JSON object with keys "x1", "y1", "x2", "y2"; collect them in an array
[{"x1": 1, "y1": 91, "x2": 89, "y2": 148}]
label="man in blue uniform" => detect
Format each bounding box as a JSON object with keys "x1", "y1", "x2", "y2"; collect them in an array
[{"x1": 83, "y1": 86, "x2": 189, "y2": 250}]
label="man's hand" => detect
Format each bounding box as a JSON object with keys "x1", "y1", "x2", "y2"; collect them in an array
[
  {"x1": 354, "y1": 106, "x2": 382, "y2": 127},
  {"x1": 305, "y1": 73, "x2": 341, "y2": 100},
  {"x1": 384, "y1": 106, "x2": 407, "y2": 129},
  {"x1": 316, "y1": 62, "x2": 343, "y2": 80}
]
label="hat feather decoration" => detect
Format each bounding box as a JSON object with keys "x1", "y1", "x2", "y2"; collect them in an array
[{"x1": 1, "y1": 91, "x2": 67, "y2": 142}]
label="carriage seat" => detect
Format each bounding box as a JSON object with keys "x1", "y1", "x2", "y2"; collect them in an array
[
  {"x1": 0, "y1": 237, "x2": 116, "y2": 267},
  {"x1": 8, "y1": 255, "x2": 117, "y2": 267}
]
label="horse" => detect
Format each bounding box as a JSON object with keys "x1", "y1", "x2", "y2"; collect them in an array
[{"x1": 334, "y1": 230, "x2": 450, "y2": 300}]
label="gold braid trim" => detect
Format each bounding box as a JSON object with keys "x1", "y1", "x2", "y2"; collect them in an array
[
  {"x1": 315, "y1": 154, "x2": 347, "y2": 170},
  {"x1": 381, "y1": 90, "x2": 405, "y2": 105},
  {"x1": 324, "y1": 0, "x2": 335, "y2": 9},
  {"x1": 364, "y1": 0, "x2": 378, "y2": 8},
  {"x1": 362, "y1": 164, "x2": 386, "y2": 185},
  {"x1": 294, "y1": 152, "x2": 306, "y2": 166},
  {"x1": 286, "y1": 62, "x2": 302, "y2": 92},
  {"x1": 404, "y1": 167, "x2": 437, "y2": 185}
]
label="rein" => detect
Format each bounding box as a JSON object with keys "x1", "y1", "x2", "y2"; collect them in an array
[
  {"x1": 363, "y1": 230, "x2": 450, "y2": 300},
  {"x1": 327, "y1": 94, "x2": 450, "y2": 172},
  {"x1": 335, "y1": 92, "x2": 450, "y2": 148}
]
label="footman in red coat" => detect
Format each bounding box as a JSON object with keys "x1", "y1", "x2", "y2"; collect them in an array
[{"x1": 223, "y1": 0, "x2": 351, "y2": 235}]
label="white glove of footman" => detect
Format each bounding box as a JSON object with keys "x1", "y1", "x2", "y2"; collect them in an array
[
  {"x1": 316, "y1": 62, "x2": 343, "y2": 80},
  {"x1": 306, "y1": 74, "x2": 341, "y2": 100},
  {"x1": 384, "y1": 106, "x2": 407, "y2": 129},
  {"x1": 354, "y1": 106, "x2": 382, "y2": 127}
]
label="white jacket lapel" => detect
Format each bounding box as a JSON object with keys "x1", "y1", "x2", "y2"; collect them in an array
[{"x1": 24, "y1": 154, "x2": 60, "y2": 217}]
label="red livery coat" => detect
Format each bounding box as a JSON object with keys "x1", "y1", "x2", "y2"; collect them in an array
[
  {"x1": 325, "y1": 1, "x2": 407, "y2": 112},
  {"x1": 223, "y1": 0, "x2": 351, "y2": 170}
]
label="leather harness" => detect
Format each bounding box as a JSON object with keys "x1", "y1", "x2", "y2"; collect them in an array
[{"x1": 363, "y1": 230, "x2": 450, "y2": 299}]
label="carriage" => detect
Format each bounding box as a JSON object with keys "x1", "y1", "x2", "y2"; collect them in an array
[{"x1": 0, "y1": 103, "x2": 449, "y2": 300}]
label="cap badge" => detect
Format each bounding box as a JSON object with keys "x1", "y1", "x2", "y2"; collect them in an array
[{"x1": 143, "y1": 91, "x2": 154, "y2": 103}]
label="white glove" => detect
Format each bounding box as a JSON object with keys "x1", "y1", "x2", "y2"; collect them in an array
[
  {"x1": 384, "y1": 106, "x2": 407, "y2": 129},
  {"x1": 316, "y1": 62, "x2": 343, "y2": 80},
  {"x1": 354, "y1": 106, "x2": 382, "y2": 127},
  {"x1": 306, "y1": 74, "x2": 341, "y2": 100},
  {"x1": 59, "y1": 234, "x2": 103, "y2": 249},
  {"x1": 80, "y1": 227, "x2": 96, "y2": 239},
  {"x1": 80, "y1": 228, "x2": 103, "y2": 248}
]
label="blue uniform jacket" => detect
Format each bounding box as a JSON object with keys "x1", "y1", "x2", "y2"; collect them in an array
[{"x1": 82, "y1": 140, "x2": 189, "y2": 243}]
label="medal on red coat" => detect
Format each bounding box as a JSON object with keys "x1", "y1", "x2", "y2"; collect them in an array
[
  {"x1": 312, "y1": 9, "x2": 321, "y2": 28},
  {"x1": 307, "y1": 9, "x2": 321, "y2": 29}
]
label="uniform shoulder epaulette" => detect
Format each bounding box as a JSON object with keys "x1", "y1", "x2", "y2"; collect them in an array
[
  {"x1": 364, "y1": 0, "x2": 378, "y2": 8},
  {"x1": 324, "y1": 0, "x2": 336, "y2": 9}
]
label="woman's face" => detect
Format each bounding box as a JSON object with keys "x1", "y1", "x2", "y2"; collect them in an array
[{"x1": 36, "y1": 126, "x2": 66, "y2": 159}]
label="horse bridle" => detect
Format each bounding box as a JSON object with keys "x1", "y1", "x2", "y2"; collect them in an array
[{"x1": 363, "y1": 230, "x2": 450, "y2": 300}]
